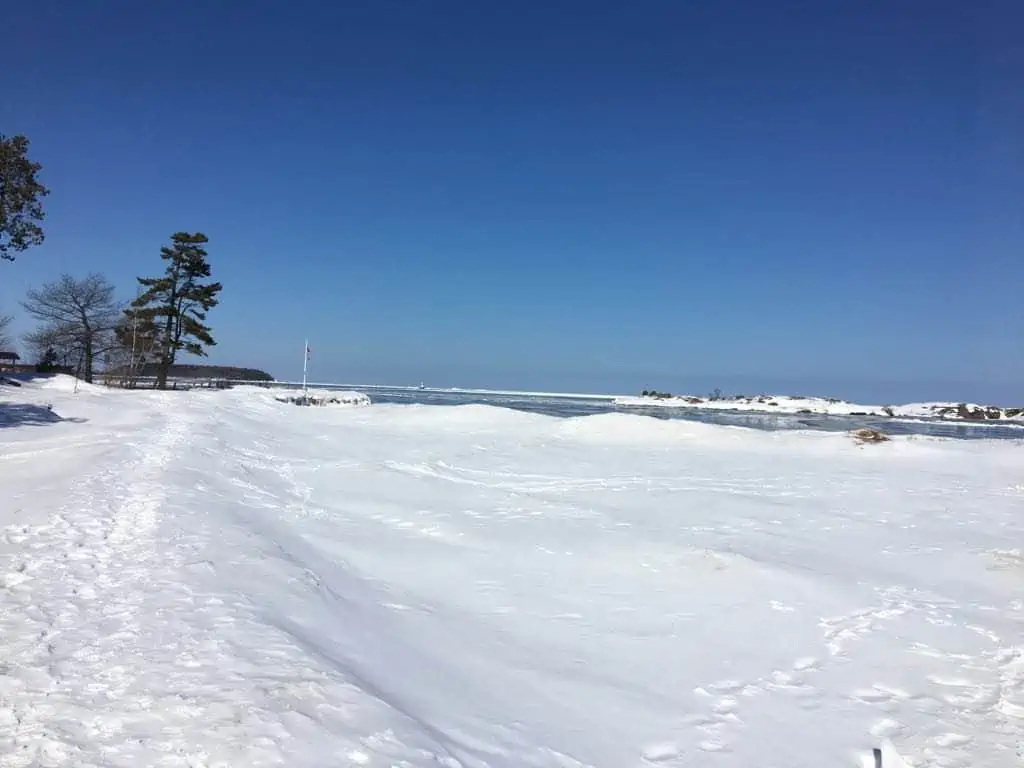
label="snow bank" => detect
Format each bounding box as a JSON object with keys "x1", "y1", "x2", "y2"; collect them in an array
[
  {"x1": 1, "y1": 385, "x2": 1021, "y2": 767},
  {"x1": 365, "y1": 401, "x2": 557, "y2": 433},
  {"x1": 35, "y1": 373, "x2": 109, "y2": 394},
  {"x1": 555, "y1": 410, "x2": 747, "y2": 445},
  {"x1": 272, "y1": 388, "x2": 371, "y2": 407},
  {"x1": 617, "y1": 393, "x2": 885, "y2": 416},
  {"x1": 1, "y1": 372, "x2": 108, "y2": 396}
]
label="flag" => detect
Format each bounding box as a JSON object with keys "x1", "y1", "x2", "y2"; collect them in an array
[{"x1": 305, "y1": 343, "x2": 311, "y2": 361}]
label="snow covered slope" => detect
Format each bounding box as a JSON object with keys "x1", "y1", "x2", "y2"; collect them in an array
[{"x1": 1, "y1": 376, "x2": 1022, "y2": 767}]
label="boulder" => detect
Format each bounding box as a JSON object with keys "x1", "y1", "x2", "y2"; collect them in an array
[
  {"x1": 852, "y1": 427, "x2": 890, "y2": 444},
  {"x1": 275, "y1": 390, "x2": 371, "y2": 408},
  {"x1": 956, "y1": 403, "x2": 986, "y2": 421}
]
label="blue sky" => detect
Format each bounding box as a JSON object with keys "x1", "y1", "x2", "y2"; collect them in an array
[{"x1": 1, "y1": 0, "x2": 1020, "y2": 402}]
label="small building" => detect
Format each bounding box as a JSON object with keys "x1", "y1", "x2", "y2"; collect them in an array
[{"x1": 0, "y1": 351, "x2": 20, "y2": 372}]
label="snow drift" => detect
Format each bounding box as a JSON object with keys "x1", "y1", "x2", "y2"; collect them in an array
[
  {"x1": 270, "y1": 387, "x2": 372, "y2": 407},
  {"x1": 1, "y1": 375, "x2": 1021, "y2": 767}
]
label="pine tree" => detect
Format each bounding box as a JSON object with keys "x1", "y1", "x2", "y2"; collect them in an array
[
  {"x1": 132, "y1": 232, "x2": 222, "y2": 389},
  {"x1": 0, "y1": 134, "x2": 50, "y2": 262},
  {"x1": 37, "y1": 347, "x2": 59, "y2": 373}
]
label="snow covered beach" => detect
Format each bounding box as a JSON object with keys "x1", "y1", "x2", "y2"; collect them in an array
[{"x1": 1, "y1": 376, "x2": 1022, "y2": 767}]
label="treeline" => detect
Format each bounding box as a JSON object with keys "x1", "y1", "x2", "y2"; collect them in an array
[
  {"x1": 129, "y1": 363, "x2": 273, "y2": 382},
  {"x1": 1, "y1": 133, "x2": 228, "y2": 389},
  {"x1": 2, "y1": 233, "x2": 223, "y2": 389}
]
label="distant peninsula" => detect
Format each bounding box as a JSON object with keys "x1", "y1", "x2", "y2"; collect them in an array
[{"x1": 112, "y1": 363, "x2": 274, "y2": 382}]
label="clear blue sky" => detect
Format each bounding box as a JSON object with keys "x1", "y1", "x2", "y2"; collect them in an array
[{"x1": 1, "y1": 0, "x2": 1021, "y2": 402}]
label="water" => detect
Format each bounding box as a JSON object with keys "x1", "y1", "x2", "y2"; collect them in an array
[{"x1": 328, "y1": 385, "x2": 1024, "y2": 442}]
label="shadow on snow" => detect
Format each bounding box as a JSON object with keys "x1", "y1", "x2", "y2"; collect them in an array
[{"x1": 0, "y1": 402, "x2": 88, "y2": 429}]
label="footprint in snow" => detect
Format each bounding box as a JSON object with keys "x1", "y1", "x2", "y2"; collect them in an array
[
  {"x1": 793, "y1": 656, "x2": 819, "y2": 672},
  {"x1": 641, "y1": 742, "x2": 681, "y2": 763},
  {"x1": 869, "y1": 718, "x2": 905, "y2": 739}
]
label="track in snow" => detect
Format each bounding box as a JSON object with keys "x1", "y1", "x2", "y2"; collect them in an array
[{"x1": 1, "y1": 394, "x2": 196, "y2": 765}]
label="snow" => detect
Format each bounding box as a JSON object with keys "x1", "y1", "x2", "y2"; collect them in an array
[
  {"x1": 270, "y1": 388, "x2": 372, "y2": 407},
  {"x1": 2, "y1": 374, "x2": 1022, "y2": 767},
  {"x1": 616, "y1": 393, "x2": 1024, "y2": 422},
  {"x1": 616, "y1": 393, "x2": 882, "y2": 415}
]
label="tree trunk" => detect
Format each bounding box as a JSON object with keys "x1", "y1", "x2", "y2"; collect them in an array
[
  {"x1": 155, "y1": 360, "x2": 169, "y2": 390},
  {"x1": 83, "y1": 339, "x2": 94, "y2": 383},
  {"x1": 79, "y1": 311, "x2": 94, "y2": 384}
]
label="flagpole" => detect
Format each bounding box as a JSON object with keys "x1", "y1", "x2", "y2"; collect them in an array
[{"x1": 302, "y1": 339, "x2": 309, "y2": 394}]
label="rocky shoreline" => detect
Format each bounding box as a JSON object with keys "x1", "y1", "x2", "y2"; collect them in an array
[
  {"x1": 926, "y1": 403, "x2": 1023, "y2": 421},
  {"x1": 629, "y1": 391, "x2": 1023, "y2": 422}
]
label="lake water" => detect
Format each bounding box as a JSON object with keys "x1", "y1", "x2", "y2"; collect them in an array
[{"x1": 329, "y1": 385, "x2": 1024, "y2": 442}]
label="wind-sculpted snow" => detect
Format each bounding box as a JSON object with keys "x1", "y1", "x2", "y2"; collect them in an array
[{"x1": 1, "y1": 376, "x2": 1021, "y2": 766}]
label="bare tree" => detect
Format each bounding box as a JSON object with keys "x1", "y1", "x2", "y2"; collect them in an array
[
  {"x1": 21, "y1": 273, "x2": 121, "y2": 383},
  {"x1": 106, "y1": 307, "x2": 160, "y2": 387},
  {"x1": 0, "y1": 313, "x2": 11, "y2": 349},
  {"x1": 23, "y1": 324, "x2": 84, "y2": 371}
]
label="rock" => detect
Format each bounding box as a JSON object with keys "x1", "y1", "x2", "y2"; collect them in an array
[
  {"x1": 956, "y1": 403, "x2": 988, "y2": 421},
  {"x1": 797, "y1": 409, "x2": 813, "y2": 414},
  {"x1": 985, "y1": 407, "x2": 1002, "y2": 420},
  {"x1": 275, "y1": 390, "x2": 371, "y2": 407},
  {"x1": 1006, "y1": 408, "x2": 1023, "y2": 418},
  {"x1": 852, "y1": 427, "x2": 890, "y2": 444}
]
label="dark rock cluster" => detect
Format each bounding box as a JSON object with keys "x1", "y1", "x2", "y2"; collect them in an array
[{"x1": 933, "y1": 404, "x2": 1022, "y2": 421}]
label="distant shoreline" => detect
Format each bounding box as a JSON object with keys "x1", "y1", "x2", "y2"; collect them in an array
[{"x1": 75, "y1": 366, "x2": 1024, "y2": 424}]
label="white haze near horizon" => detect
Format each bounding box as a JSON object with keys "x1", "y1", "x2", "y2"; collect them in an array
[{"x1": 1, "y1": 376, "x2": 1022, "y2": 767}]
